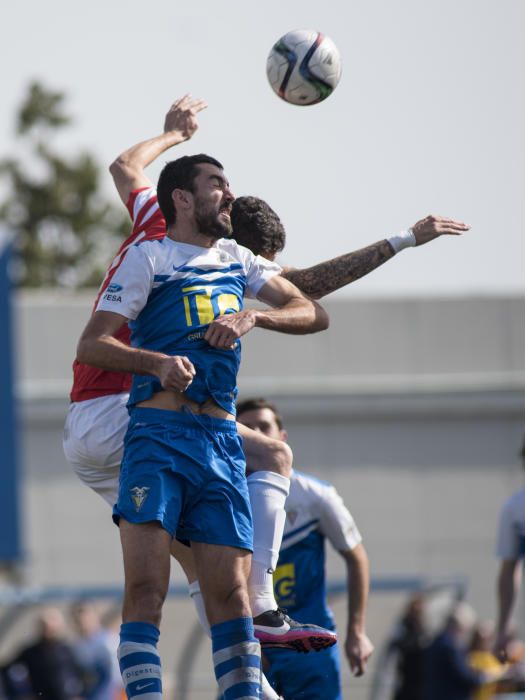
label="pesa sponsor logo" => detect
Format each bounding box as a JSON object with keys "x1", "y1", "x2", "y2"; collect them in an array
[{"x1": 104, "y1": 282, "x2": 123, "y2": 302}]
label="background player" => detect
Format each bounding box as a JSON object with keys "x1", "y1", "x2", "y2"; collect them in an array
[
  {"x1": 237, "y1": 397, "x2": 373, "y2": 700},
  {"x1": 494, "y1": 434, "x2": 525, "y2": 659}
]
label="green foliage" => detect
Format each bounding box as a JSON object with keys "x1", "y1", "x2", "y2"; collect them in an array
[{"x1": 0, "y1": 81, "x2": 129, "y2": 287}]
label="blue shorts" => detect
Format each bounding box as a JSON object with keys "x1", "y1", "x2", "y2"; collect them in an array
[
  {"x1": 113, "y1": 407, "x2": 253, "y2": 551},
  {"x1": 265, "y1": 643, "x2": 341, "y2": 700}
]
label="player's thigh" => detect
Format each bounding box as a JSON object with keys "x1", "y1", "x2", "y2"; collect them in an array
[
  {"x1": 267, "y1": 644, "x2": 342, "y2": 700},
  {"x1": 120, "y1": 519, "x2": 172, "y2": 593},
  {"x1": 170, "y1": 538, "x2": 197, "y2": 583},
  {"x1": 191, "y1": 541, "x2": 252, "y2": 624},
  {"x1": 64, "y1": 394, "x2": 129, "y2": 503}
]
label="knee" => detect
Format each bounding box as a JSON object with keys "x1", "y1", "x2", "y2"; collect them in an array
[
  {"x1": 205, "y1": 580, "x2": 252, "y2": 626},
  {"x1": 123, "y1": 579, "x2": 167, "y2": 626},
  {"x1": 265, "y1": 440, "x2": 293, "y2": 477}
]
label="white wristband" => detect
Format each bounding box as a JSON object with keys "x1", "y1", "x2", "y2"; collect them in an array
[{"x1": 387, "y1": 229, "x2": 416, "y2": 253}]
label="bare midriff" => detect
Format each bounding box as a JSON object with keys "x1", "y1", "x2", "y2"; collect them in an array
[{"x1": 136, "y1": 390, "x2": 235, "y2": 421}]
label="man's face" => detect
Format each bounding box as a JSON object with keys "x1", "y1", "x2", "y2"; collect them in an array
[
  {"x1": 237, "y1": 407, "x2": 287, "y2": 441},
  {"x1": 192, "y1": 163, "x2": 235, "y2": 239}
]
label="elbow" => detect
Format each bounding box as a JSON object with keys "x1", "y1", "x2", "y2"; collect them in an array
[
  {"x1": 266, "y1": 440, "x2": 293, "y2": 477},
  {"x1": 76, "y1": 339, "x2": 89, "y2": 365},
  {"x1": 314, "y1": 304, "x2": 330, "y2": 332},
  {"x1": 109, "y1": 155, "x2": 128, "y2": 178},
  {"x1": 76, "y1": 336, "x2": 95, "y2": 366}
]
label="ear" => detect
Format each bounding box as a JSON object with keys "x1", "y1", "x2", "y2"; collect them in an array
[
  {"x1": 281, "y1": 430, "x2": 288, "y2": 442},
  {"x1": 172, "y1": 188, "x2": 193, "y2": 212}
]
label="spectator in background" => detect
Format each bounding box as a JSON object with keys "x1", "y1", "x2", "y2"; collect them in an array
[
  {"x1": 8, "y1": 607, "x2": 84, "y2": 699},
  {"x1": 423, "y1": 602, "x2": 484, "y2": 700},
  {"x1": 494, "y1": 434, "x2": 525, "y2": 659},
  {"x1": 71, "y1": 601, "x2": 123, "y2": 700},
  {"x1": 390, "y1": 594, "x2": 427, "y2": 700},
  {"x1": 468, "y1": 622, "x2": 503, "y2": 700}
]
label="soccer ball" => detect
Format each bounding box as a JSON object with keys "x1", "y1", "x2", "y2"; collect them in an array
[{"x1": 266, "y1": 29, "x2": 342, "y2": 106}]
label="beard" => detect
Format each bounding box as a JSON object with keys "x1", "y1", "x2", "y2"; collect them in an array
[{"x1": 194, "y1": 197, "x2": 232, "y2": 239}]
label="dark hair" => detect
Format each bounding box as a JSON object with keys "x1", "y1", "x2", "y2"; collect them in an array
[
  {"x1": 157, "y1": 154, "x2": 224, "y2": 227},
  {"x1": 236, "y1": 397, "x2": 284, "y2": 430},
  {"x1": 230, "y1": 196, "x2": 286, "y2": 257}
]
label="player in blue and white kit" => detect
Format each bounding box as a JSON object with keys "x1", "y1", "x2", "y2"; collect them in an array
[
  {"x1": 77, "y1": 154, "x2": 329, "y2": 700},
  {"x1": 237, "y1": 398, "x2": 374, "y2": 700}
]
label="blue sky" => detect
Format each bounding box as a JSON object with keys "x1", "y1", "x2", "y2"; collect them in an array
[{"x1": 3, "y1": 0, "x2": 524, "y2": 296}]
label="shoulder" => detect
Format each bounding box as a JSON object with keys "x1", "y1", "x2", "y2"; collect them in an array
[
  {"x1": 500, "y1": 487, "x2": 525, "y2": 520},
  {"x1": 292, "y1": 470, "x2": 334, "y2": 496},
  {"x1": 289, "y1": 470, "x2": 336, "y2": 507},
  {"x1": 217, "y1": 238, "x2": 256, "y2": 266},
  {"x1": 127, "y1": 187, "x2": 158, "y2": 219},
  {"x1": 128, "y1": 186, "x2": 157, "y2": 208}
]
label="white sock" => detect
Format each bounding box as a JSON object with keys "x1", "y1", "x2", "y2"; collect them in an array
[
  {"x1": 189, "y1": 580, "x2": 211, "y2": 636},
  {"x1": 247, "y1": 471, "x2": 290, "y2": 617},
  {"x1": 261, "y1": 673, "x2": 280, "y2": 700},
  {"x1": 188, "y1": 580, "x2": 279, "y2": 700}
]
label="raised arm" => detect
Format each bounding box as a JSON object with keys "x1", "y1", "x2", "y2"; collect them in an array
[
  {"x1": 282, "y1": 215, "x2": 470, "y2": 299},
  {"x1": 204, "y1": 275, "x2": 329, "y2": 350},
  {"x1": 109, "y1": 94, "x2": 207, "y2": 204}
]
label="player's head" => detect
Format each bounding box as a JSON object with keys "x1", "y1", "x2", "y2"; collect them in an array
[
  {"x1": 37, "y1": 607, "x2": 67, "y2": 641},
  {"x1": 157, "y1": 154, "x2": 234, "y2": 238},
  {"x1": 71, "y1": 600, "x2": 101, "y2": 637},
  {"x1": 230, "y1": 196, "x2": 286, "y2": 260},
  {"x1": 236, "y1": 397, "x2": 287, "y2": 442},
  {"x1": 445, "y1": 602, "x2": 476, "y2": 642}
]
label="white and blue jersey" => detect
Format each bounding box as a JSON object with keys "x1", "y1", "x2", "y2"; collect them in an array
[
  {"x1": 266, "y1": 470, "x2": 362, "y2": 700},
  {"x1": 273, "y1": 470, "x2": 362, "y2": 629},
  {"x1": 96, "y1": 195, "x2": 281, "y2": 415},
  {"x1": 496, "y1": 486, "x2": 525, "y2": 560}
]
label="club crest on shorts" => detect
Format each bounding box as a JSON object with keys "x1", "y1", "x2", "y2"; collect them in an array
[{"x1": 130, "y1": 486, "x2": 150, "y2": 512}]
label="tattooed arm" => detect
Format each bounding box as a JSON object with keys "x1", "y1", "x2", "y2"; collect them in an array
[
  {"x1": 281, "y1": 215, "x2": 470, "y2": 299},
  {"x1": 282, "y1": 240, "x2": 394, "y2": 299}
]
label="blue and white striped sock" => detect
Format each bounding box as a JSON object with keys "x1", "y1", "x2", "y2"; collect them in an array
[
  {"x1": 212, "y1": 617, "x2": 261, "y2": 699},
  {"x1": 118, "y1": 622, "x2": 162, "y2": 699}
]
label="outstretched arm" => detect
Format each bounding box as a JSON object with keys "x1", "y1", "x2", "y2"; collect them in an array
[
  {"x1": 340, "y1": 544, "x2": 374, "y2": 676},
  {"x1": 109, "y1": 94, "x2": 207, "y2": 204},
  {"x1": 282, "y1": 215, "x2": 470, "y2": 299}
]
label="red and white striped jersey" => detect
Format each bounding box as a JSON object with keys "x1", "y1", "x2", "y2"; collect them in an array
[{"x1": 70, "y1": 188, "x2": 165, "y2": 402}]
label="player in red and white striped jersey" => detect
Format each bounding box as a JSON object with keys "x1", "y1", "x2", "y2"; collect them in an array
[{"x1": 70, "y1": 187, "x2": 165, "y2": 403}]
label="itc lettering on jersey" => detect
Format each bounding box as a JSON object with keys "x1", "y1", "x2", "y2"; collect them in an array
[{"x1": 96, "y1": 188, "x2": 281, "y2": 415}]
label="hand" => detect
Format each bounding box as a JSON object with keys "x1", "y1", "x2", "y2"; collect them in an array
[
  {"x1": 411, "y1": 215, "x2": 470, "y2": 246},
  {"x1": 156, "y1": 355, "x2": 195, "y2": 391},
  {"x1": 164, "y1": 94, "x2": 208, "y2": 141},
  {"x1": 493, "y1": 632, "x2": 510, "y2": 662},
  {"x1": 204, "y1": 310, "x2": 257, "y2": 350},
  {"x1": 345, "y1": 630, "x2": 374, "y2": 677}
]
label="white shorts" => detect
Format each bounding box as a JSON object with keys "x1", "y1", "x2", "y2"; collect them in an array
[{"x1": 63, "y1": 393, "x2": 130, "y2": 506}]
